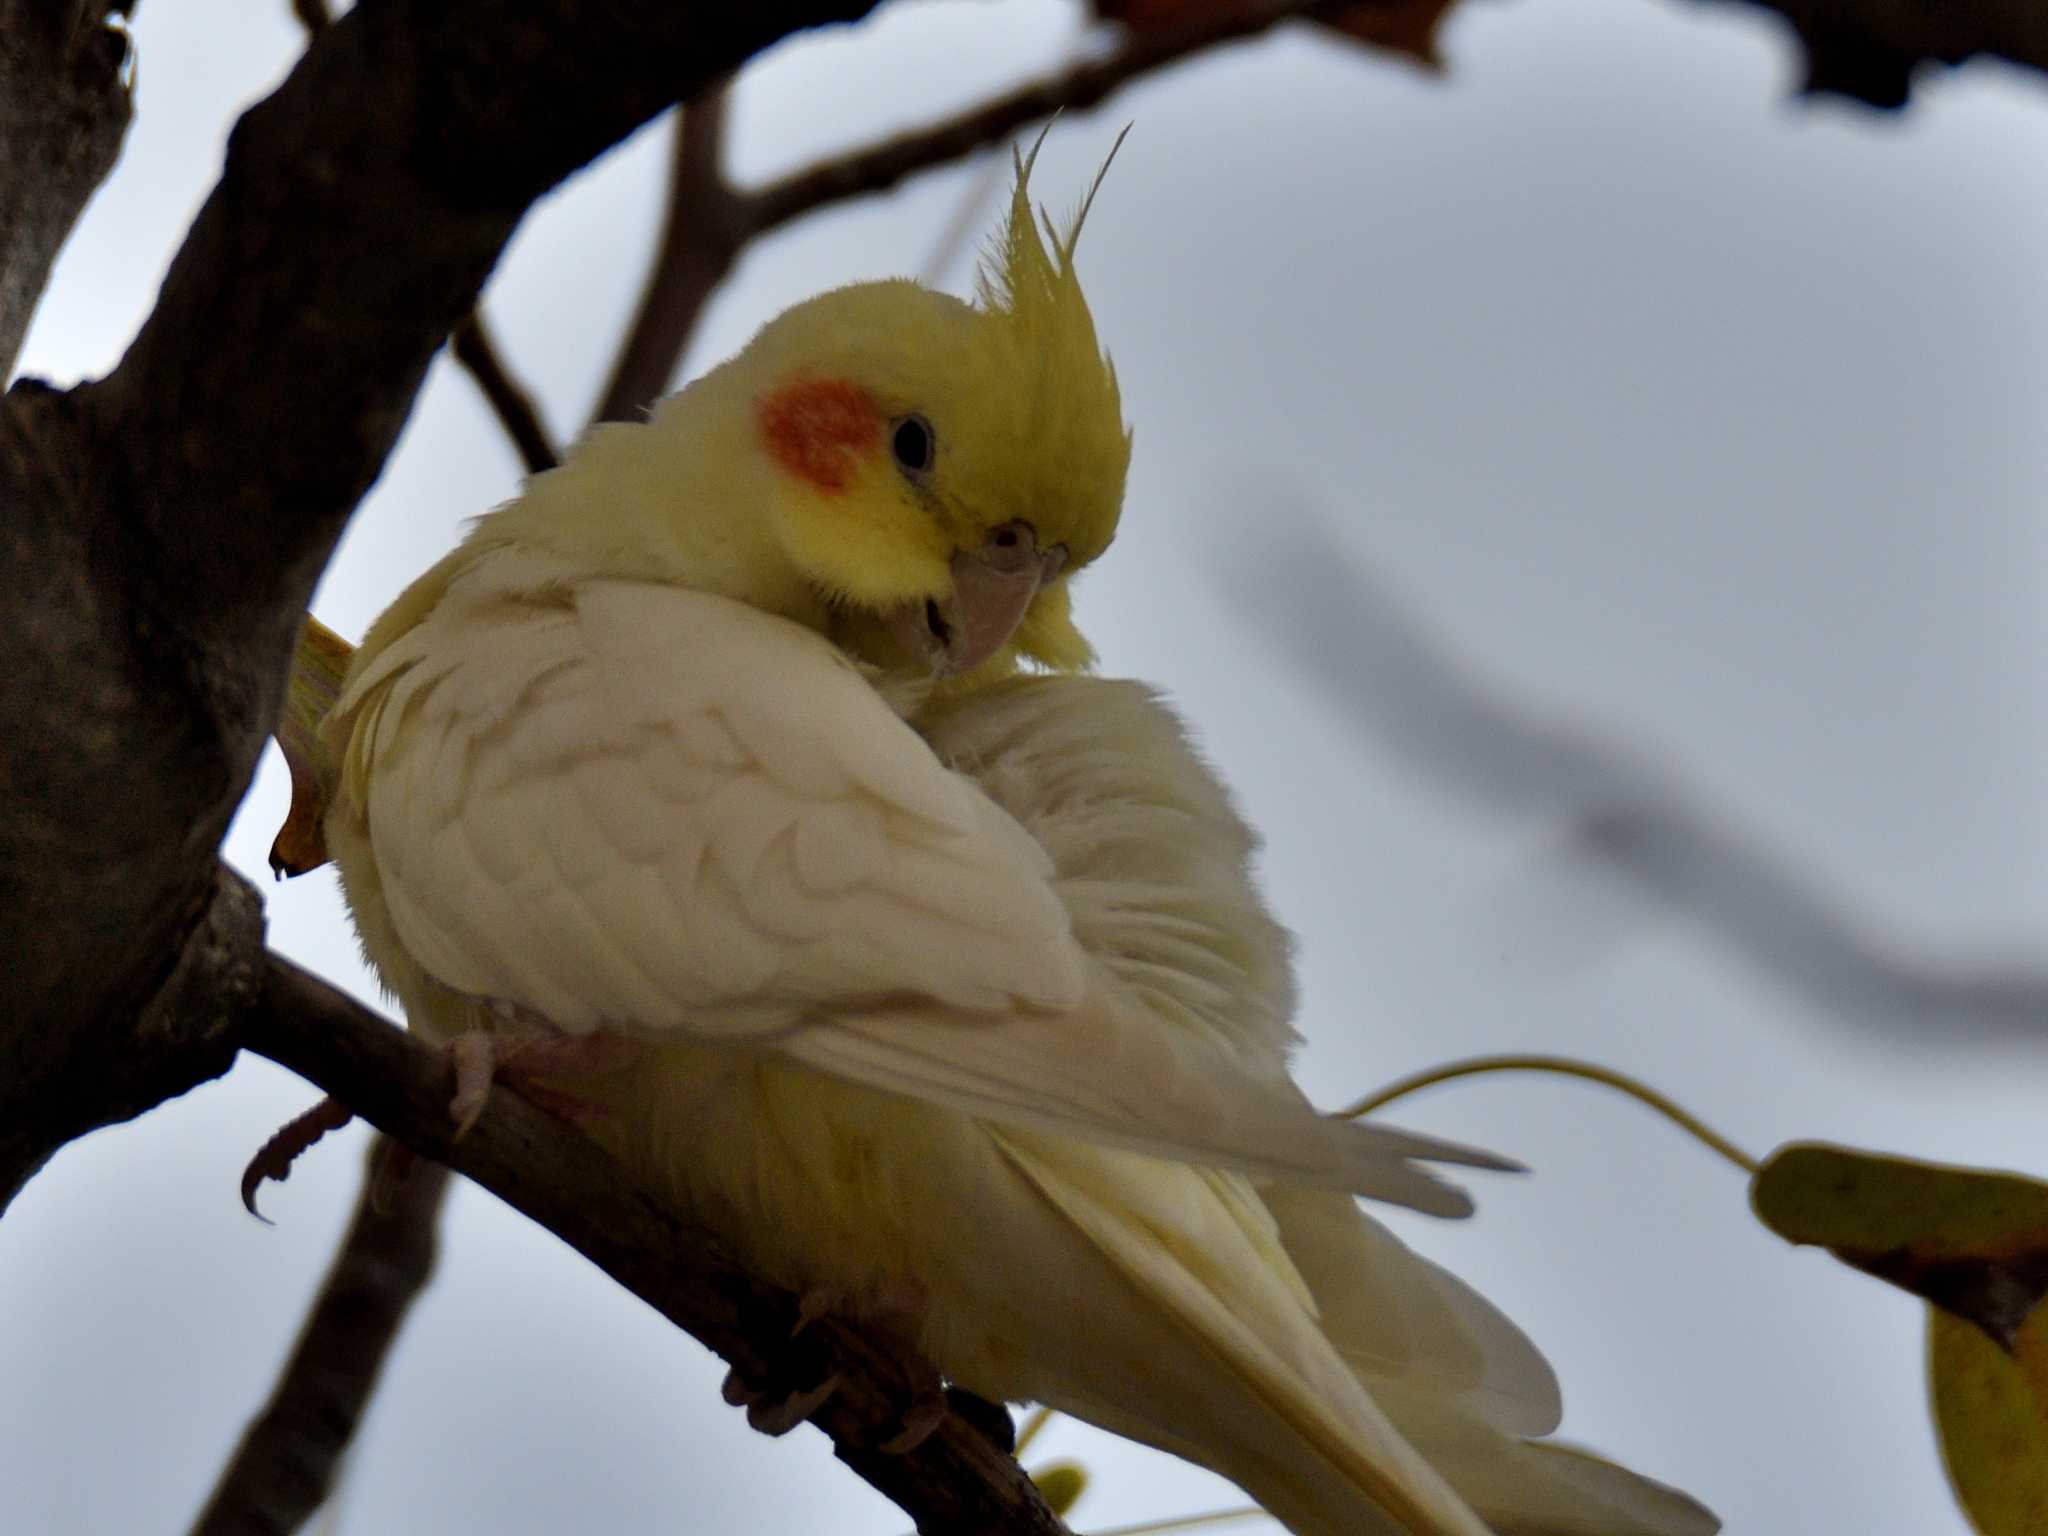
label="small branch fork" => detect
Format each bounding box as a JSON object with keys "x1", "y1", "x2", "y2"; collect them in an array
[
  {"x1": 595, "y1": 81, "x2": 739, "y2": 425},
  {"x1": 518, "y1": 3, "x2": 1353, "y2": 437},
  {"x1": 450, "y1": 316, "x2": 560, "y2": 474}
]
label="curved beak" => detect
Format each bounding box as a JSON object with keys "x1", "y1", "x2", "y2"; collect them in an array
[{"x1": 889, "y1": 521, "x2": 1066, "y2": 677}]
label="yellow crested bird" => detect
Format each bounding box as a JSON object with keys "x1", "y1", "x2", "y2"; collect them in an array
[{"x1": 320, "y1": 139, "x2": 1717, "y2": 1536}]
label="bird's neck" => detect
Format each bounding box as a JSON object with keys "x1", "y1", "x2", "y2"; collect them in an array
[{"x1": 474, "y1": 379, "x2": 830, "y2": 632}]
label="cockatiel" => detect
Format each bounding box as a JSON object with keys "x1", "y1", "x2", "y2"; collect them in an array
[{"x1": 320, "y1": 140, "x2": 1716, "y2": 1536}]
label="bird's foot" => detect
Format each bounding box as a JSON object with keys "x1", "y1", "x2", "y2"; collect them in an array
[
  {"x1": 876, "y1": 1379, "x2": 948, "y2": 1455},
  {"x1": 825, "y1": 1281, "x2": 949, "y2": 1456},
  {"x1": 241, "y1": 1096, "x2": 355, "y2": 1220},
  {"x1": 723, "y1": 1286, "x2": 847, "y2": 1437},
  {"x1": 447, "y1": 1016, "x2": 638, "y2": 1139},
  {"x1": 238, "y1": 1016, "x2": 634, "y2": 1219},
  {"x1": 724, "y1": 1282, "x2": 951, "y2": 1452},
  {"x1": 722, "y1": 1362, "x2": 844, "y2": 1437}
]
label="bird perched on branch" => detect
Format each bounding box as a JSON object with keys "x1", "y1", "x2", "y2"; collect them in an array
[{"x1": 319, "y1": 135, "x2": 1715, "y2": 1536}]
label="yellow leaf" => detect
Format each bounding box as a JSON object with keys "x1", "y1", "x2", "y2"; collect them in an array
[
  {"x1": 270, "y1": 613, "x2": 356, "y2": 879},
  {"x1": 1030, "y1": 1460, "x2": 1089, "y2": 1518},
  {"x1": 1930, "y1": 1303, "x2": 2048, "y2": 1534},
  {"x1": 1751, "y1": 1142, "x2": 2048, "y2": 1349}
]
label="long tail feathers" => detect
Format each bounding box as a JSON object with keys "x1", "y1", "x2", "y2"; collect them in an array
[
  {"x1": 991, "y1": 1142, "x2": 1719, "y2": 1536},
  {"x1": 1268, "y1": 1188, "x2": 1720, "y2": 1536},
  {"x1": 994, "y1": 1132, "x2": 1495, "y2": 1536}
]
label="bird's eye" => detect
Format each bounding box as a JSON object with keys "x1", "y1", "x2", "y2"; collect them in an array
[{"x1": 890, "y1": 414, "x2": 935, "y2": 475}]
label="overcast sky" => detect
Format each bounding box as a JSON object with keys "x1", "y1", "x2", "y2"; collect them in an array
[{"x1": 7, "y1": 2, "x2": 2048, "y2": 1533}]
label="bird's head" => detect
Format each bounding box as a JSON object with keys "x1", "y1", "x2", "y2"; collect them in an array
[{"x1": 735, "y1": 137, "x2": 1131, "y2": 679}]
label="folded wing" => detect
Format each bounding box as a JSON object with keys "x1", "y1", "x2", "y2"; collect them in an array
[{"x1": 334, "y1": 569, "x2": 1497, "y2": 1207}]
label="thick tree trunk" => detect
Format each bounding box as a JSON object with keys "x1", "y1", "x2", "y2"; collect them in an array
[{"x1": 0, "y1": 0, "x2": 877, "y2": 1210}]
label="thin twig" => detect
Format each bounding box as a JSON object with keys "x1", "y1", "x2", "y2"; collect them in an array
[
  {"x1": 451, "y1": 313, "x2": 560, "y2": 474},
  {"x1": 740, "y1": 1, "x2": 1337, "y2": 240},
  {"x1": 918, "y1": 147, "x2": 1011, "y2": 287},
  {"x1": 1219, "y1": 514, "x2": 2048, "y2": 1045},
  {"x1": 580, "y1": 7, "x2": 1342, "y2": 438},
  {"x1": 1086, "y1": 1510, "x2": 1270, "y2": 1536},
  {"x1": 1341, "y1": 1054, "x2": 1761, "y2": 1176},
  {"x1": 190, "y1": 1139, "x2": 451, "y2": 1536},
  {"x1": 595, "y1": 83, "x2": 740, "y2": 423},
  {"x1": 243, "y1": 951, "x2": 1069, "y2": 1536}
]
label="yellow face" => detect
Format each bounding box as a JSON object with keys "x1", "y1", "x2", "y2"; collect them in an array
[{"x1": 747, "y1": 273, "x2": 1129, "y2": 679}]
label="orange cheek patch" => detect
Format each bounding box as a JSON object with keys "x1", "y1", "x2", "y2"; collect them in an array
[{"x1": 757, "y1": 377, "x2": 879, "y2": 494}]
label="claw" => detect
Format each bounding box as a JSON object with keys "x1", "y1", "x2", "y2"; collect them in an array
[
  {"x1": 727, "y1": 1283, "x2": 952, "y2": 1452},
  {"x1": 748, "y1": 1374, "x2": 842, "y2": 1436},
  {"x1": 877, "y1": 1382, "x2": 948, "y2": 1454},
  {"x1": 241, "y1": 1097, "x2": 354, "y2": 1220},
  {"x1": 448, "y1": 1031, "x2": 497, "y2": 1138},
  {"x1": 722, "y1": 1358, "x2": 843, "y2": 1437}
]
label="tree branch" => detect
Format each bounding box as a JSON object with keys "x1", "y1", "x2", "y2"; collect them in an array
[
  {"x1": 590, "y1": 2, "x2": 1350, "y2": 439},
  {"x1": 287, "y1": 0, "x2": 560, "y2": 477},
  {"x1": 190, "y1": 1140, "x2": 451, "y2": 1536},
  {"x1": 1712, "y1": 0, "x2": 2048, "y2": 108},
  {"x1": 0, "y1": 0, "x2": 884, "y2": 1215},
  {"x1": 1222, "y1": 515, "x2": 2048, "y2": 1044},
  {"x1": 595, "y1": 83, "x2": 740, "y2": 424},
  {"x1": 451, "y1": 313, "x2": 560, "y2": 474},
  {"x1": 741, "y1": 1, "x2": 1339, "y2": 241},
  {"x1": 0, "y1": 1, "x2": 134, "y2": 378},
  {"x1": 577, "y1": 0, "x2": 1343, "y2": 431},
  {"x1": 86, "y1": 0, "x2": 879, "y2": 655},
  {"x1": 243, "y1": 952, "x2": 1069, "y2": 1536}
]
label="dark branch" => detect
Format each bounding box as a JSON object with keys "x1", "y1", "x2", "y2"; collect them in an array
[
  {"x1": 570, "y1": 0, "x2": 1350, "y2": 431},
  {"x1": 190, "y1": 1140, "x2": 451, "y2": 1536},
  {"x1": 595, "y1": 83, "x2": 740, "y2": 424},
  {"x1": 1221, "y1": 515, "x2": 2048, "y2": 1045},
  {"x1": 452, "y1": 313, "x2": 559, "y2": 474},
  {"x1": 243, "y1": 952, "x2": 1068, "y2": 1536},
  {"x1": 741, "y1": 1, "x2": 1341, "y2": 241},
  {"x1": 1715, "y1": 0, "x2": 2048, "y2": 108},
  {"x1": 0, "y1": 0, "x2": 883, "y2": 1214},
  {"x1": 87, "y1": 1, "x2": 881, "y2": 655},
  {"x1": 0, "y1": 1, "x2": 134, "y2": 376}
]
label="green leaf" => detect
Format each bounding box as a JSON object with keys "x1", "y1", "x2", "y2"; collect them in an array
[{"x1": 1751, "y1": 1142, "x2": 2048, "y2": 1349}]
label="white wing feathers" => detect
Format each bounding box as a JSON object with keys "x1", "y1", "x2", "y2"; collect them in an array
[
  {"x1": 342, "y1": 578, "x2": 1085, "y2": 1034},
  {"x1": 783, "y1": 998, "x2": 1503, "y2": 1214},
  {"x1": 336, "y1": 573, "x2": 1502, "y2": 1208}
]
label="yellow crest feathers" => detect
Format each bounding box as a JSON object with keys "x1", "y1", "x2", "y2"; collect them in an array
[
  {"x1": 965, "y1": 125, "x2": 1134, "y2": 573},
  {"x1": 975, "y1": 122, "x2": 1129, "y2": 316}
]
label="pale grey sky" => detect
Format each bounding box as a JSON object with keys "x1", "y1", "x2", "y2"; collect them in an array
[{"x1": 7, "y1": 3, "x2": 2048, "y2": 1533}]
